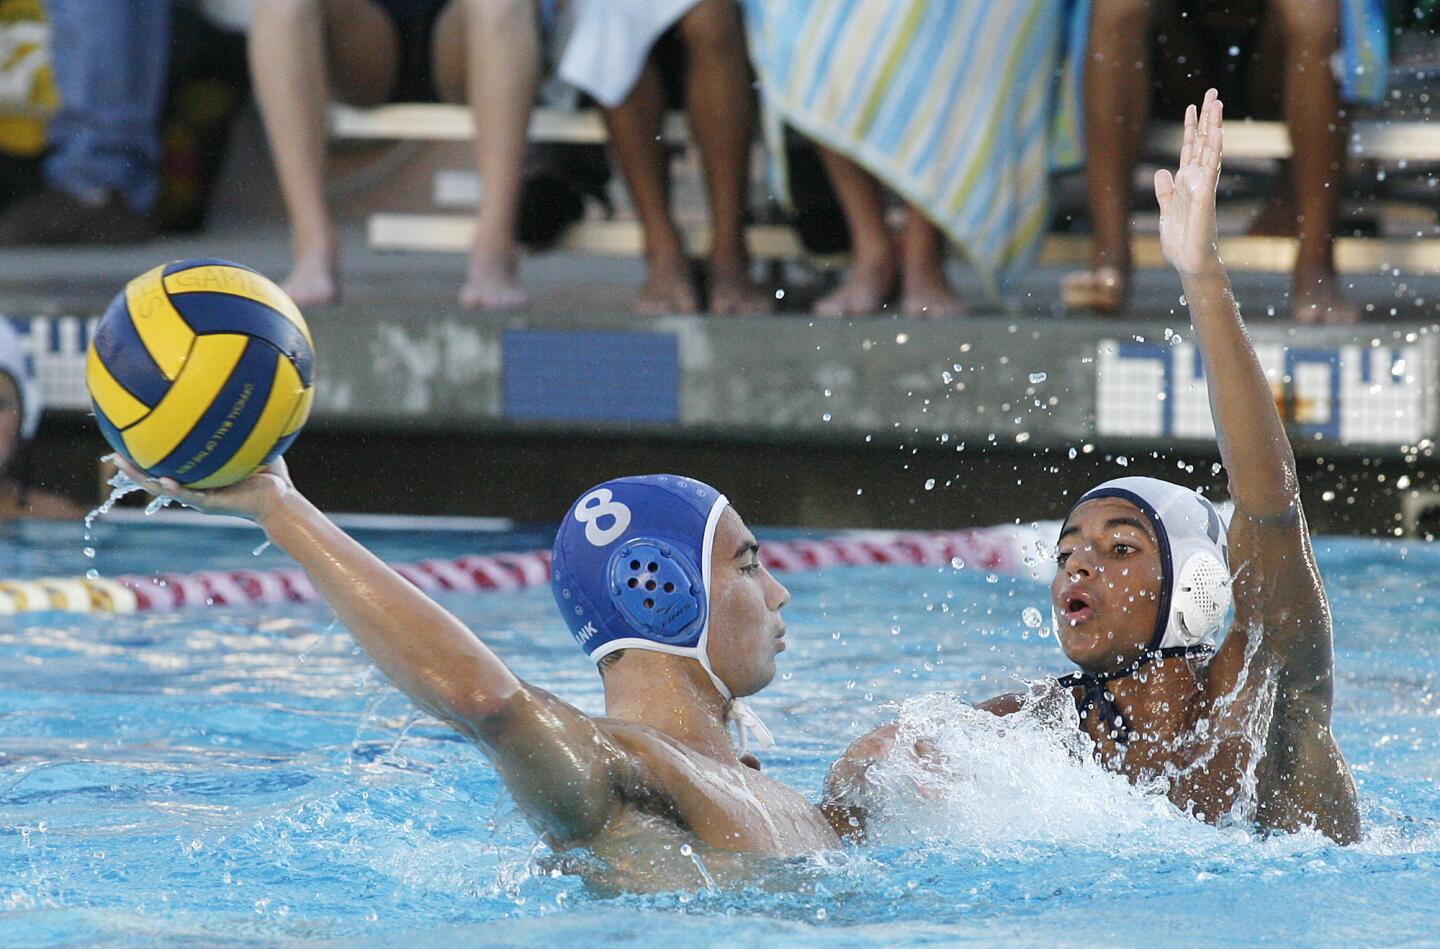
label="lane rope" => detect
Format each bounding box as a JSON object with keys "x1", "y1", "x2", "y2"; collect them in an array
[{"x1": 5, "y1": 523, "x2": 1056, "y2": 615}]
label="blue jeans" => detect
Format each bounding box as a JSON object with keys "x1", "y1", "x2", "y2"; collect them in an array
[{"x1": 42, "y1": 0, "x2": 171, "y2": 213}]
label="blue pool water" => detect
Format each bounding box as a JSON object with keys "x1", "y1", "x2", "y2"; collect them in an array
[{"x1": 2, "y1": 516, "x2": 1438, "y2": 946}]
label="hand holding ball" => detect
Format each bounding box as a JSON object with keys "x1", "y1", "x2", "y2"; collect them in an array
[{"x1": 87, "y1": 259, "x2": 316, "y2": 489}]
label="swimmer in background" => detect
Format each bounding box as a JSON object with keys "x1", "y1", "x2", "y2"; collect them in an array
[
  {"x1": 0, "y1": 321, "x2": 83, "y2": 520},
  {"x1": 827, "y1": 90, "x2": 1361, "y2": 845},
  {"x1": 110, "y1": 465, "x2": 841, "y2": 887}
]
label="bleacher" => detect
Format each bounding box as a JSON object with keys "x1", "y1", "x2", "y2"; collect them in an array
[{"x1": 330, "y1": 102, "x2": 1440, "y2": 274}]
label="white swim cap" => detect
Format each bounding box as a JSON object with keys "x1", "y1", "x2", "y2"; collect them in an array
[
  {"x1": 1068, "y1": 477, "x2": 1232, "y2": 653},
  {"x1": 0, "y1": 320, "x2": 40, "y2": 441}
]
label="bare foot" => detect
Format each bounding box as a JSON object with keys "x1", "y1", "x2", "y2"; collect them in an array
[
  {"x1": 1293, "y1": 270, "x2": 1359, "y2": 325},
  {"x1": 814, "y1": 257, "x2": 897, "y2": 318},
  {"x1": 460, "y1": 252, "x2": 529, "y2": 312},
  {"x1": 900, "y1": 269, "x2": 966, "y2": 318},
  {"x1": 709, "y1": 266, "x2": 775, "y2": 315},
  {"x1": 282, "y1": 249, "x2": 338, "y2": 308},
  {"x1": 638, "y1": 256, "x2": 700, "y2": 315},
  {"x1": 1061, "y1": 266, "x2": 1128, "y2": 315}
]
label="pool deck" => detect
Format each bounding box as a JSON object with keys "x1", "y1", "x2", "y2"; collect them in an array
[{"x1": 4, "y1": 213, "x2": 1438, "y2": 533}]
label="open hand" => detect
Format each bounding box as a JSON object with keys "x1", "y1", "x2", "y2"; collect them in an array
[
  {"x1": 1155, "y1": 88, "x2": 1225, "y2": 278},
  {"x1": 109, "y1": 454, "x2": 296, "y2": 525}
]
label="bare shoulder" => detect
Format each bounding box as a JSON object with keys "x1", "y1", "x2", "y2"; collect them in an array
[
  {"x1": 977, "y1": 691, "x2": 1030, "y2": 716},
  {"x1": 600, "y1": 719, "x2": 695, "y2": 769}
]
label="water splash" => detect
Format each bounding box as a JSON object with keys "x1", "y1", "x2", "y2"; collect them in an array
[
  {"x1": 145, "y1": 494, "x2": 175, "y2": 516},
  {"x1": 858, "y1": 691, "x2": 1216, "y2": 852},
  {"x1": 82, "y1": 469, "x2": 146, "y2": 560}
]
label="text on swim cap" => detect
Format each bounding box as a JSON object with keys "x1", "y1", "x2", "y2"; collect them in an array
[{"x1": 575, "y1": 489, "x2": 632, "y2": 546}]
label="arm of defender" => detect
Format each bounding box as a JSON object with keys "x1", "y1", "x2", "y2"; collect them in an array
[
  {"x1": 1154, "y1": 92, "x2": 1333, "y2": 695},
  {"x1": 116, "y1": 457, "x2": 627, "y2": 844},
  {"x1": 1156, "y1": 95, "x2": 1357, "y2": 841}
]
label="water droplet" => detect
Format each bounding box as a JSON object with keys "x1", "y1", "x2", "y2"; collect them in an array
[
  {"x1": 1029, "y1": 371, "x2": 1047, "y2": 383},
  {"x1": 774, "y1": 288, "x2": 785, "y2": 300},
  {"x1": 1022, "y1": 607, "x2": 1044, "y2": 628},
  {"x1": 924, "y1": 478, "x2": 936, "y2": 491},
  {"x1": 83, "y1": 547, "x2": 96, "y2": 559},
  {"x1": 252, "y1": 541, "x2": 272, "y2": 557},
  {"x1": 680, "y1": 844, "x2": 693, "y2": 856},
  {"x1": 950, "y1": 556, "x2": 965, "y2": 570}
]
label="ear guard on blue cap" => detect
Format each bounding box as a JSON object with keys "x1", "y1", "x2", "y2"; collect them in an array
[{"x1": 609, "y1": 540, "x2": 705, "y2": 644}]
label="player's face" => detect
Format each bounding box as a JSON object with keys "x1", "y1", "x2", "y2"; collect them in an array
[
  {"x1": 0, "y1": 374, "x2": 22, "y2": 475},
  {"x1": 706, "y1": 507, "x2": 790, "y2": 697},
  {"x1": 1052, "y1": 498, "x2": 1163, "y2": 674}
]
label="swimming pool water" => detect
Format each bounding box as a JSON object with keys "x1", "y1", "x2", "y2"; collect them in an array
[{"x1": 2, "y1": 517, "x2": 1438, "y2": 946}]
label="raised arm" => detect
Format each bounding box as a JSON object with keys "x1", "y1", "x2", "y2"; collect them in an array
[
  {"x1": 1155, "y1": 94, "x2": 1357, "y2": 840},
  {"x1": 1157, "y1": 92, "x2": 1299, "y2": 520},
  {"x1": 115, "y1": 457, "x2": 627, "y2": 845},
  {"x1": 1155, "y1": 91, "x2": 1330, "y2": 679}
]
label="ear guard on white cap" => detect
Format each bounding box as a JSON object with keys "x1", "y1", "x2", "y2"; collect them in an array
[
  {"x1": 1171, "y1": 551, "x2": 1231, "y2": 646},
  {"x1": 0, "y1": 319, "x2": 40, "y2": 442}
]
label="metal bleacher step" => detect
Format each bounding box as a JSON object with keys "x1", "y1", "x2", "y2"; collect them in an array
[
  {"x1": 368, "y1": 212, "x2": 1440, "y2": 274},
  {"x1": 330, "y1": 103, "x2": 692, "y2": 145},
  {"x1": 335, "y1": 103, "x2": 1440, "y2": 271},
  {"x1": 332, "y1": 103, "x2": 1440, "y2": 162}
]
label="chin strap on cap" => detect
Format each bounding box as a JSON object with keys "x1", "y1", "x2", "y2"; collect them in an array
[{"x1": 729, "y1": 698, "x2": 775, "y2": 753}]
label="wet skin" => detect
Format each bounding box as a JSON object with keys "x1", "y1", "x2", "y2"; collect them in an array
[
  {"x1": 828, "y1": 90, "x2": 1361, "y2": 845},
  {"x1": 114, "y1": 459, "x2": 839, "y2": 889}
]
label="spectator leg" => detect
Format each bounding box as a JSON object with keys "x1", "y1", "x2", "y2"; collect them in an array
[
  {"x1": 42, "y1": 0, "x2": 170, "y2": 214},
  {"x1": 899, "y1": 209, "x2": 965, "y2": 318},
  {"x1": 677, "y1": 0, "x2": 772, "y2": 314},
  {"x1": 249, "y1": 0, "x2": 399, "y2": 307},
  {"x1": 812, "y1": 150, "x2": 897, "y2": 318},
  {"x1": 603, "y1": 60, "x2": 700, "y2": 314},
  {"x1": 1269, "y1": 0, "x2": 1353, "y2": 324},
  {"x1": 434, "y1": 0, "x2": 537, "y2": 311},
  {"x1": 1063, "y1": 0, "x2": 1155, "y2": 314}
]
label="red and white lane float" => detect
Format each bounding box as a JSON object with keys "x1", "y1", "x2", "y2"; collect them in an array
[{"x1": 5, "y1": 523, "x2": 1056, "y2": 616}]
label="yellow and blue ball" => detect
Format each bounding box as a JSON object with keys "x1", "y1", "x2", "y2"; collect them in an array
[{"x1": 86, "y1": 258, "x2": 316, "y2": 489}]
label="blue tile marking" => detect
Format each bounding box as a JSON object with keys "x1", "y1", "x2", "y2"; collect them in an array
[{"x1": 502, "y1": 330, "x2": 679, "y2": 423}]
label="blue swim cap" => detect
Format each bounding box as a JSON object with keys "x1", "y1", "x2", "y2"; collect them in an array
[{"x1": 551, "y1": 474, "x2": 733, "y2": 692}]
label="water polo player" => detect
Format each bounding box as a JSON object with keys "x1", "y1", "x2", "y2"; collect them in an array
[
  {"x1": 113, "y1": 463, "x2": 842, "y2": 886},
  {"x1": 828, "y1": 91, "x2": 1361, "y2": 844},
  {"x1": 0, "y1": 320, "x2": 82, "y2": 520}
]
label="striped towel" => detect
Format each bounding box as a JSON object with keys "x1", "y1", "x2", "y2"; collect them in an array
[
  {"x1": 744, "y1": 0, "x2": 1074, "y2": 298},
  {"x1": 1339, "y1": 0, "x2": 1390, "y2": 105}
]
